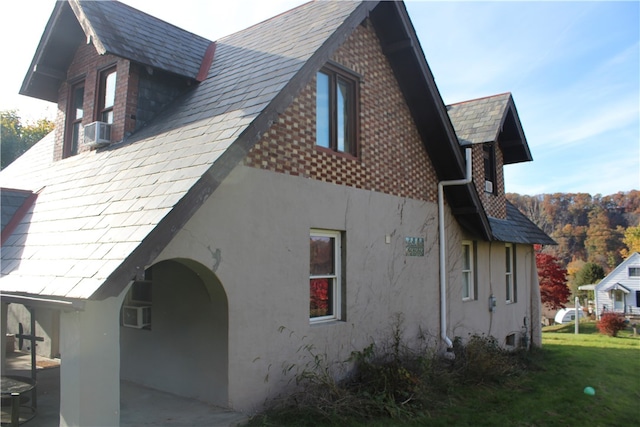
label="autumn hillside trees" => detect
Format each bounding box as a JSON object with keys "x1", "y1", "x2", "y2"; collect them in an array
[{"x1": 508, "y1": 191, "x2": 640, "y2": 271}]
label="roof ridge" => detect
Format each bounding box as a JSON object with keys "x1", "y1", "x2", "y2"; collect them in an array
[
  {"x1": 447, "y1": 92, "x2": 511, "y2": 107},
  {"x1": 86, "y1": 0, "x2": 212, "y2": 43},
  {"x1": 216, "y1": 0, "x2": 315, "y2": 42}
]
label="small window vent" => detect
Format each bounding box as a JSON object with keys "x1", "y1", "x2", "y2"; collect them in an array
[
  {"x1": 83, "y1": 121, "x2": 112, "y2": 148},
  {"x1": 122, "y1": 305, "x2": 151, "y2": 329}
]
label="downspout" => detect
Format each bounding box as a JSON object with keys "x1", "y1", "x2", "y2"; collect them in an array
[{"x1": 438, "y1": 147, "x2": 472, "y2": 349}]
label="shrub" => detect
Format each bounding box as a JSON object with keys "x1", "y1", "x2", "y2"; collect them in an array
[
  {"x1": 451, "y1": 334, "x2": 526, "y2": 384},
  {"x1": 256, "y1": 322, "x2": 532, "y2": 425},
  {"x1": 597, "y1": 312, "x2": 627, "y2": 337}
]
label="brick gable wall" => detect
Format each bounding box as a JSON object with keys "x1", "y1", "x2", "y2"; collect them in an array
[{"x1": 244, "y1": 22, "x2": 439, "y2": 203}]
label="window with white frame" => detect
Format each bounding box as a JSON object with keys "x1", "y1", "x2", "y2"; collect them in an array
[
  {"x1": 310, "y1": 230, "x2": 342, "y2": 322},
  {"x1": 462, "y1": 241, "x2": 475, "y2": 300},
  {"x1": 629, "y1": 267, "x2": 640, "y2": 278},
  {"x1": 505, "y1": 243, "x2": 515, "y2": 303}
]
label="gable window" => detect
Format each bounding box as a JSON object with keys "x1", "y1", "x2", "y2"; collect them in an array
[
  {"x1": 483, "y1": 144, "x2": 496, "y2": 194},
  {"x1": 64, "y1": 81, "x2": 85, "y2": 157},
  {"x1": 505, "y1": 243, "x2": 516, "y2": 303},
  {"x1": 629, "y1": 267, "x2": 640, "y2": 278},
  {"x1": 462, "y1": 241, "x2": 476, "y2": 300},
  {"x1": 316, "y1": 65, "x2": 358, "y2": 156},
  {"x1": 310, "y1": 229, "x2": 343, "y2": 322},
  {"x1": 98, "y1": 67, "x2": 117, "y2": 124}
]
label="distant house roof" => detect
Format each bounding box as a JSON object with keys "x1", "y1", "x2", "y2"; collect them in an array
[
  {"x1": 447, "y1": 93, "x2": 532, "y2": 164},
  {"x1": 600, "y1": 282, "x2": 631, "y2": 293},
  {"x1": 21, "y1": 0, "x2": 213, "y2": 102},
  {"x1": 488, "y1": 201, "x2": 556, "y2": 245},
  {"x1": 5, "y1": 0, "x2": 492, "y2": 301}
]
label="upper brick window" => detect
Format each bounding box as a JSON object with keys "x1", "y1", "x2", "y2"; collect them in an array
[
  {"x1": 316, "y1": 64, "x2": 359, "y2": 156},
  {"x1": 64, "y1": 80, "x2": 85, "y2": 158},
  {"x1": 98, "y1": 67, "x2": 117, "y2": 124},
  {"x1": 483, "y1": 143, "x2": 497, "y2": 194}
]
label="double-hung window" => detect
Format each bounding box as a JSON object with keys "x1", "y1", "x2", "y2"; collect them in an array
[
  {"x1": 505, "y1": 243, "x2": 516, "y2": 303},
  {"x1": 462, "y1": 241, "x2": 475, "y2": 300},
  {"x1": 316, "y1": 65, "x2": 358, "y2": 156},
  {"x1": 64, "y1": 81, "x2": 85, "y2": 157},
  {"x1": 310, "y1": 229, "x2": 342, "y2": 322},
  {"x1": 98, "y1": 68, "x2": 117, "y2": 124}
]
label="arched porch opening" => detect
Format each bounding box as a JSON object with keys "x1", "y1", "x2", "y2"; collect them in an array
[{"x1": 119, "y1": 258, "x2": 229, "y2": 407}]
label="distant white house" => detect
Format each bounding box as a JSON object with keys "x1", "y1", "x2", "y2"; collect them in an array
[{"x1": 595, "y1": 252, "x2": 640, "y2": 317}]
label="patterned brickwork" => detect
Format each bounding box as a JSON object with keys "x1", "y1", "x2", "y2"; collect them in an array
[
  {"x1": 244, "y1": 22, "x2": 439, "y2": 203},
  {"x1": 471, "y1": 144, "x2": 506, "y2": 219},
  {"x1": 53, "y1": 44, "x2": 137, "y2": 161}
]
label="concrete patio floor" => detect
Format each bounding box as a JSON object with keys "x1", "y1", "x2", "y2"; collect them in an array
[{"x1": 2, "y1": 351, "x2": 249, "y2": 426}]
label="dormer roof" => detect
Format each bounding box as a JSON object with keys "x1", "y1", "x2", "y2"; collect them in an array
[
  {"x1": 20, "y1": 0, "x2": 213, "y2": 102},
  {"x1": 447, "y1": 92, "x2": 532, "y2": 164}
]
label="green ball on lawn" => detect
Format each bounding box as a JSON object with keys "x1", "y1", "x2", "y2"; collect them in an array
[{"x1": 584, "y1": 386, "x2": 595, "y2": 396}]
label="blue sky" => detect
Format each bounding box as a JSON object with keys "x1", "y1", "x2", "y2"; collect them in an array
[{"x1": 1, "y1": 1, "x2": 638, "y2": 196}]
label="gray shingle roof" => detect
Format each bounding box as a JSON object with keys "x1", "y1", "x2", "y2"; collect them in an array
[
  {"x1": 446, "y1": 93, "x2": 511, "y2": 145},
  {"x1": 72, "y1": 0, "x2": 212, "y2": 79},
  {"x1": 1, "y1": 0, "x2": 363, "y2": 300},
  {"x1": 1, "y1": 189, "x2": 35, "y2": 237},
  {"x1": 489, "y1": 202, "x2": 556, "y2": 245}
]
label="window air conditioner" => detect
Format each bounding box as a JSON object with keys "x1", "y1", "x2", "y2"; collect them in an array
[
  {"x1": 484, "y1": 180, "x2": 494, "y2": 193},
  {"x1": 83, "y1": 121, "x2": 112, "y2": 148},
  {"x1": 122, "y1": 305, "x2": 151, "y2": 329}
]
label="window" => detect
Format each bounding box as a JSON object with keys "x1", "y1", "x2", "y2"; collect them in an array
[
  {"x1": 65, "y1": 81, "x2": 84, "y2": 157},
  {"x1": 98, "y1": 68, "x2": 117, "y2": 124},
  {"x1": 629, "y1": 267, "x2": 640, "y2": 278},
  {"x1": 310, "y1": 229, "x2": 342, "y2": 322},
  {"x1": 316, "y1": 65, "x2": 358, "y2": 156},
  {"x1": 505, "y1": 243, "x2": 516, "y2": 303},
  {"x1": 462, "y1": 241, "x2": 475, "y2": 300},
  {"x1": 505, "y1": 333, "x2": 516, "y2": 347},
  {"x1": 483, "y1": 144, "x2": 496, "y2": 194}
]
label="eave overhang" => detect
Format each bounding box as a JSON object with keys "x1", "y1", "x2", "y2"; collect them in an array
[
  {"x1": 369, "y1": 1, "x2": 492, "y2": 240},
  {"x1": 20, "y1": 2, "x2": 84, "y2": 102}
]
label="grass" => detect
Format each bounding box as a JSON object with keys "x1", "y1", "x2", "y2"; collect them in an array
[{"x1": 248, "y1": 322, "x2": 640, "y2": 426}]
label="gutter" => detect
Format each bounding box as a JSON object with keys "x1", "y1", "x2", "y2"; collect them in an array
[{"x1": 438, "y1": 147, "x2": 472, "y2": 349}]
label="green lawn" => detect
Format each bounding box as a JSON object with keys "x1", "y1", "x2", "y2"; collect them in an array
[
  {"x1": 421, "y1": 322, "x2": 639, "y2": 426},
  {"x1": 249, "y1": 322, "x2": 640, "y2": 426}
]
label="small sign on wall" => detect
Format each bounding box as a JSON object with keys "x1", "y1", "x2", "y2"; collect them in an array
[{"x1": 405, "y1": 237, "x2": 424, "y2": 257}]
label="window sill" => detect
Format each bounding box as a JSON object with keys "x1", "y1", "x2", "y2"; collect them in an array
[
  {"x1": 309, "y1": 318, "x2": 343, "y2": 326},
  {"x1": 315, "y1": 145, "x2": 358, "y2": 161}
]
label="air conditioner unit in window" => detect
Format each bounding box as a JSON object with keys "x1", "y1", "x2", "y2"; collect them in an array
[
  {"x1": 484, "y1": 180, "x2": 494, "y2": 193},
  {"x1": 122, "y1": 305, "x2": 151, "y2": 329},
  {"x1": 83, "y1": 121, "x2": 112, "y2": 148}
]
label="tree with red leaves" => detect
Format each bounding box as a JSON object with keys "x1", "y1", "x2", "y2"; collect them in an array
[{"x1": 535, "y1": 246, "x2": 570, "y2": 310}]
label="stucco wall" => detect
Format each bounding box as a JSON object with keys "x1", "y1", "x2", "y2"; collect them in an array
[
  {"x1": 157, "y1": 165, "x2": 445, "y2": 411},
  {"x1": 447, "y1": 234, "x2": 538, "y2": 346}
]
